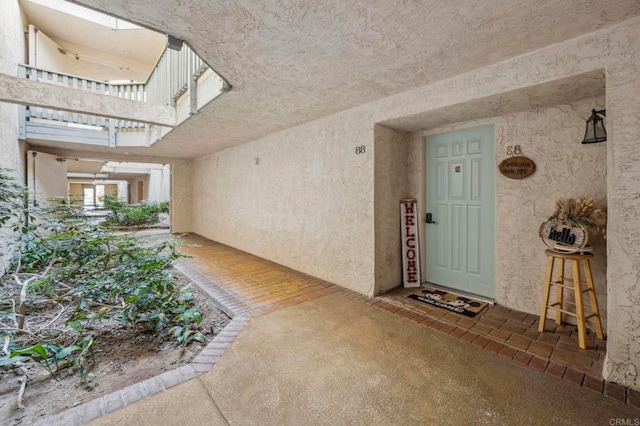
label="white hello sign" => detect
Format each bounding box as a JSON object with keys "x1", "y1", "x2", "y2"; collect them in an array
[{"x1": 400, "y1": 199, "x2": 421, "y2": 288}]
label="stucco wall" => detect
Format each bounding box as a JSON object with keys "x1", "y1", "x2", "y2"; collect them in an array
[
  {"x1": 68, "y1": 182, "x2": 83, "y2": 196},
  {"x1": 0, "y1": 0, "x2": 27, "y2": 176},
  {"x1": 374, "y1": 125, "x2": 409, "y2": 294},
  {"x1": 27, "y1": 151, "x2": 68, "y2": 202},
  {"x1": 171, "y1": 159, "x2": 193, "y2": 234},
  {"x1": 191, "y1": 17, "x2": 640, "y2": 388},
  {"x1": 407, "y1": 96, "x2": 607, "y2": 326},
  {"x1": 147, "y1": 165, "x2": 170, "y2": 202},
  {"x1": 0, "y1": 0, "x2": 28, "y2": 276},
  {"x1": 192, "y1": 116, "x2": 375, "y2": 295},
  {"x1": 29, "y1": 26, "x2": 68, "y2": 75},
  {"x1": 128, "y1": 175, "x2": 149, "y2": 203},
  {"x1": 603, "y1": 62, "x2": 640, "y2": 388},
  {"x1": 68, "y1": 182, "x2": 83, "y2": 205},
  {"x1": 104, "y1": 184, "x2": 118, "y2": 197}
]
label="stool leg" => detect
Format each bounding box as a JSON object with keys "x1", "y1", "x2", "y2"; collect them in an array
[
  {"x1": 572, "y1": 259, "x2": 587, "y2": 349},
  {"x1": 583, "y1": 259, "x2": 604, "y2": 340},
  {"x1": 555, "y1": 258, "x2": 564, "y2": 325},
  {"x1": 539, "y1": 255, "x2": 555, "y2": 333}
]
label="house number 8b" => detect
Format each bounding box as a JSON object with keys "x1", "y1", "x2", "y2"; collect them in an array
[
  {"x1": 355, "y1": 145, "x2": 366, "y2": 154},
  {"x1": 506, "y1": 145, "x2": 521, "y2": 156}
]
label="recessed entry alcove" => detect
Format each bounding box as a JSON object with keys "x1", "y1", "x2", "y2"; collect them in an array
[{"x1": 373, "y1": 70, "x2": 607, "y2": 331}]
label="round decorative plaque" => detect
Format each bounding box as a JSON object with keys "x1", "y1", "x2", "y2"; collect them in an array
[{"x1": 539, "y1": 219, "x2": 589, "y2": 253}]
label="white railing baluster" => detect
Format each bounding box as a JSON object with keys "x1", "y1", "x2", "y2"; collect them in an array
[
  {"x1": 17, "y1": 40, "x2": 211, "y2": 141},
  {"x1": 168, "y1": 50, "x2": 173, "y2": 105},
  {"x1": 170, "y1": 49, "x2": 174, "y2": 104},
  {"x1": 166, "y1": 51, "x2": 171, "y2": 105},
  {"x1": 62, "y1": 75, "x2": 69, "y2": 122},
  {"x1": 89, "y1": 81, "x2": 97, "y2": 126},
  {"x1": 175, "y1": 49, "x2": 180, "y2": 100},
  {"x1": 72, "y1": 77, "x2": 79, "y2": 123}
]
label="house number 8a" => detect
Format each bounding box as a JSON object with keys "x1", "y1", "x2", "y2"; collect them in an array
[{"x1": 355, "y1": 145, "x2": 366, "y2": 154}]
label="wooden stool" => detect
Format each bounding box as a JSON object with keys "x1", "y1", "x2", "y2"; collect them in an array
[{"x1": 538, "y1": 249, "x2": 604, "y2": 349}]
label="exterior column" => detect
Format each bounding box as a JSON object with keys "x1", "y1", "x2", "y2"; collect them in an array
[{"x1": 603, "y1": 63, "x2": 640, "y2": 389}]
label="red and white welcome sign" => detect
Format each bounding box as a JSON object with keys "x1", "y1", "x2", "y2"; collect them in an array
[{"x1": 400, "y1": 199, "x2": 421, "y2": 288}]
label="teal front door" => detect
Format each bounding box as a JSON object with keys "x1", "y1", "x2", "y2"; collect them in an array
[{"x1": 425, "y1": 126, "x2": 495, "y2": 298}]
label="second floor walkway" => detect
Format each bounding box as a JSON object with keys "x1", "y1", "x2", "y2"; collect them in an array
[{"x1": 1, "y1": 41, "x2": 228, "y2": 149}]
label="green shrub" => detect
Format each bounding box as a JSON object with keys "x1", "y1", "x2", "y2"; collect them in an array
[
  {"x1": 102, "y1": 195, "x2": 169, "y2": 227},
  {"x1": 157, "y1": 201, "x2": 170, "y2": 214},
  {"x1": 0, "y1": 170, "x2": 202, "y2": 387}
]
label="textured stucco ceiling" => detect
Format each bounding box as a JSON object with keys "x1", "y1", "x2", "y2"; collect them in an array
[{"x1": 60, "y1": 0, "x2": 640, "y2": 159}]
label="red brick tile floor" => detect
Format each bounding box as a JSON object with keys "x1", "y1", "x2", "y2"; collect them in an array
[
  {"x1": 178, "y1": 234, "x2": 341, "y2": 317},
  {"x1": 176, "y1": 233, "x2": 636, "y2": 407},
  {"x1": 380, "y1": 286, "x2": 605, "y2": 380}
]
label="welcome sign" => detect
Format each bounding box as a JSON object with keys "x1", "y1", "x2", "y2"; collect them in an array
[{"x1": 400, "y1": 199, "x2": 421, "y2": 288}]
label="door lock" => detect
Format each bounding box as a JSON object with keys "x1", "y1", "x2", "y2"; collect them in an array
[{"x1": 426, "y1": 213, "x2": 436, "y2": 224}]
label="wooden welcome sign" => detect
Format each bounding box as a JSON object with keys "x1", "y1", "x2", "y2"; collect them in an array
[
  {"x1": 400, "y1": 199, "x2": 421, "y2": 288},
  {"x1": 499, "y1": 156, "x2": 536, "y2": 179}
]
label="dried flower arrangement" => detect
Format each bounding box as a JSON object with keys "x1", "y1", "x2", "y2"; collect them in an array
[{"x1": 547, "y1": 197, "x2": 607, "y2": 238}]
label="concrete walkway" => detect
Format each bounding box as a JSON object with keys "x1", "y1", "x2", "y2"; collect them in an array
[{"x1": 89, "y1": 291, "x2": 638, "y2": 425}]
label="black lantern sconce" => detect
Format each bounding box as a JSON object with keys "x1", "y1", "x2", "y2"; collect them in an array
[{"x1": 581, "y1": 109, "x2": 606, "y2": 144}]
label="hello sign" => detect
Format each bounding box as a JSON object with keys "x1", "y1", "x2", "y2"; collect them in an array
[
  {"x1": 400, "y1": 199, "x2": 421, "y2": 288},
  {"x1": 539, "y1": 219, "x2": 588, "y2": 253}
]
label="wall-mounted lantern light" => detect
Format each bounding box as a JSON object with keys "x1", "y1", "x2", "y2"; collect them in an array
[{"x1": 581, "y1": 109, "x2": 606, "y2": 144}]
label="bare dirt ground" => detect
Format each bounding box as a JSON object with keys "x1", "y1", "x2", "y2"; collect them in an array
[{"x1": 0, "y1": 273, "x2": 230, "y2": 425}]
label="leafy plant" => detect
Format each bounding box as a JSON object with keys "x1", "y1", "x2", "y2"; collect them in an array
[
  {"x1": 169, "y1": 306, "x2": 205, "y2": 344},
  {"x1": 0, "y1": 167, "x2": 28, "y2": 228},
  {"x1": 0, "y1": 169, "x2": 205, "y2": 408},
  {"x1": 102, "y1": 196, "x2": 169, "y2": 227},
  {"x1": 0, "y1": 335, "x2": 95, "y2": 381}
]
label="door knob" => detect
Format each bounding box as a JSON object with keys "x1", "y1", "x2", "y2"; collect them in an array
[{"x1": 426, "y1": 213, "x2": 436, "y2": 224}]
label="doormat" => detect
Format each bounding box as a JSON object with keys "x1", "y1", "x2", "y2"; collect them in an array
[{"x1": 407, "y1": 288, "x2": 488, "y2": 317}]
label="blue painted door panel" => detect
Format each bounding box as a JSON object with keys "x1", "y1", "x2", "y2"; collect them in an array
[{"x1": 425, "y1": 126, "x2": 495, "y2": 298}]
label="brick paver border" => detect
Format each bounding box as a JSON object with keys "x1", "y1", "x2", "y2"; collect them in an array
[{"x1": 35, "y1": 261, "x2": 250, "y2": 426}]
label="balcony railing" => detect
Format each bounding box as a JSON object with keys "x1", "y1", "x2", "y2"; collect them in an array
[
  {"x1": 19, "y1": 65, "x2": 148, "y2": 132},
  {"x1": 146, "y1": 44, "x2": 208, "y2": 110},
  {"x1": 17, "y1": 41, "x2": 223, "y2": 148}
]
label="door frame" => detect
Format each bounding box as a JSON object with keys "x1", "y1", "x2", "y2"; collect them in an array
[{"x1": 422, "y1": 124, "x2": 497, "y2": 299}]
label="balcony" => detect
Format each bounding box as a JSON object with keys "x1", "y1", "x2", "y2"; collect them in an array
[{"x1": 16, "y1": 42, "x2": 227, "y2": 148}]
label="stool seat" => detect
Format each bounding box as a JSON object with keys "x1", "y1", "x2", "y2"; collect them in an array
[{"x1": 538, "y1": 249, "x2": 604, "y2": 349}]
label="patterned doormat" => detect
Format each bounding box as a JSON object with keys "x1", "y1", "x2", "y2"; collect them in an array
[{"x1": 407, "y1": 288, "x2": 488, "y2": 318}]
